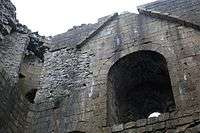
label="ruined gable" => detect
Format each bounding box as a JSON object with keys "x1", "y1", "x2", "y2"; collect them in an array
[{"x1": 1, "y1": 0, "x2": 200, "y2": 133}]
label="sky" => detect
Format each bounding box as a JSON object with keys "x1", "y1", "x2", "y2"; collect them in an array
[{"x1": 11, "y1": 0, "x2": 156, "y2": 36}]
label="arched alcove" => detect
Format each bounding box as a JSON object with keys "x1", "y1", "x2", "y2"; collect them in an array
[
  {"x1": 107, "y1": 50, "x2": 176, "y2": 124},
  {"x1": 25, "y1": 89, "x2": 37, "y2": 103}
]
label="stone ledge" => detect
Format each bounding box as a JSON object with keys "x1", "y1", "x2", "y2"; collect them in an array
[{"x1": 111, "y1": 110, "x2": 200, "y2": 132}]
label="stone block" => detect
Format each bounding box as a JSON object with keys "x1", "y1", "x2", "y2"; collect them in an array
[
  {"x1": 147, "y1": 117, "x2": 159, "y2": 125},
  {"x1": 136, "y1": 119, "x2": 147, "y2": 127},
  {"x1": 111, "y1": 124, "x2": 124, "y2": 132},
  {"x1": 124, "y1": 121, "x2": 136, "y2": 129}
]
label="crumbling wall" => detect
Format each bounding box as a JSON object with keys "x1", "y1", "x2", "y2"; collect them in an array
[
  {"x1": 138, "y1": 0, "x2": 200, "y2": 28},
  {"x1": 0, "y1": 6, "x2": 31, "y2": 130},
  {"x1": 1, "y1": 0, "x2": 200, "y2": 132},
  {"x1": 0, "y1": 66, "x2": 32, "y2": 133},
  {"x1": 31, "y1": 8, "x2": 200, "y2": 132},
  {"x1": 0, "y1": 0, "x2": 17, "y2": 40},
  {"x1": 0, "y1": 0, "x2": 46, "y2": 132},
  {"x1": 74, "y1": 11, "x2": 200, "y2": 132}
]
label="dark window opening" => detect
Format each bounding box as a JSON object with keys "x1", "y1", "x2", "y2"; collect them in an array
[
  {"x1": 19, "y1": 73, "x2": 25, "y2": 78},
  {"x1": 25, "y1": 89, "x2": 37, "y2": 103},
  {"x1": 107, "y1": 50, "x2": 176, "y2": 124}
]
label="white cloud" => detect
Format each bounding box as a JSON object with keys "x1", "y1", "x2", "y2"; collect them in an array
[{"x1": 11, "y1": 0, "x2": 156, "y2": 36}]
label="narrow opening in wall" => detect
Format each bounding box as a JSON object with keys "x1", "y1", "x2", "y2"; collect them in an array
[
  {"x1": 19, "y1": 73, "x2": 25, "y2": 78},
  {"x1": 25, "y1": 89, "x2": 37, "y2": 103},
  {"x1": 107, "y1": 50, "x2": 176, "y2": 125}
]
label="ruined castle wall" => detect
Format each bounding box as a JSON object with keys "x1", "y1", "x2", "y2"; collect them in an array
[
  {"x1": 0, "y1": 0, "x2": 33, "y2": 132},
  {"x1": 0, "y1": 0, "x2": 17, "y2": 41},
  {"x1": 0, "y1": 32, "x2": 29, "y2": 82},
  {"x1": 138, "y1": 0, "x2": 200, "y2": 27},
  {"x1": 78, "y1": 13, "x2": 200, "y2": 132},
  {"x1": 32, "y1": 47, "x2": 96, "y2": 132},
  {"x1": 31, "y1": 10, "x2": 200, "y2": 132},
  {"x1": 0, "y1": 32, "x2": 31, "y2": 133},
  {"x1": 1, "y1": 0, "x2": 199, "y2": 132},
  {"x1": 0, "y1": 66, "x2": 33, "y2": 133},
  {"x1": 18, "y1": 54, "x2": 43, "y2": 99}
]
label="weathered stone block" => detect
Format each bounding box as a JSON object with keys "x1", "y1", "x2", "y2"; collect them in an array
[{"x1": 111, "y1": 124, "x2": 124, "y2": 132}]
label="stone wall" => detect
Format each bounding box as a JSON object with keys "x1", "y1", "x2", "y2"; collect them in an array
[
  {"x1": 0, "y1": 32, "x2": 29, "y2": 82},
  {"x1": 32, "y1": 10, "x2": 200, "y2": 132},
  {"x1": 138, "y1": 0, "x2": 200, "y2": 28},
  {"x1": 0, "y1": 0, "x2": 17, "y2": 40},
  {"x1": 1, "y1": 0, "x2": 200, "y2": 132},
  {"x1": 111, "y1": 109, "x2": 200, "y2": 132},
  {"x1": 18, "y1": 54, "x2": 43, "y2": 102},
  {"x1": 0, "y1": 22, "x2": 31, "y2": 133},
  {"x1": 0, "y1": 0, "x2": 35, "y2": 132},
  {"x1": 0, "y1": 66, "x2": 32, "y2": 133}
]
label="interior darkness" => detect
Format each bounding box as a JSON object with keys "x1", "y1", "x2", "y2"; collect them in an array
[
  {"x1": 25, "y1": 89, "x2": 37, "y2": 103},
  {"x1": 19, "y1": 73, "x2": 25, "y2": 78},
  {"x1": 107, "y1": 50, "x2": 176, "y2": 124}
]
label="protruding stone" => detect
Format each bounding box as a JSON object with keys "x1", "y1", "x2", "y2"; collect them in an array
[{"x1": 111, "y1": 124, "x2": 124, "y2": 132}]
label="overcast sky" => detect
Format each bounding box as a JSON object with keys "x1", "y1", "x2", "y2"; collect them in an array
[{"x1": 11, "y1": 0, "x2": 156, "y2": 36}]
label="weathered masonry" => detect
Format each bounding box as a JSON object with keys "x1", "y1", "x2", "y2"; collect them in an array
[
  {"x1": 107, "y1": 50, "x2": 176, "y2": 124},
  {"x1": 1, "y1": 0, "x2": 200, "y2": 132}
]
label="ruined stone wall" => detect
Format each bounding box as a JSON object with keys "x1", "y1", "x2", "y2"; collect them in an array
[
  {"x1": 0, "y1": 0, "x2": 37, "y2": 132},
  {"x1": 1, "y1": 0, "x2": 200, "y2": 133},
  {"x1": 138, "y1": 0, "x2": 200, "y2": 27},
  {"x1": 0, "y1": 66, "x2": 33, "y2": 133},
  {"x1": 0, "y1": 0, "x2": 16, "y2": 40},
  {"x1": 32, "y1": 9, "x2": 200, "y2": 132},
  {"x1": 0, "y1": 25, "x2": 31, "y2": 133},
  {"x1": 18, "y1": 54, "x2": 43, "y2": 101},
  {"x1": 86, "y1": 13, "x2": 200, "y2": 132},
  {"x1": 31, "y1": 14, "x2": 119, "y2": 133},
  {"x1": 0, "y1": 32, "x2": 29, "y2": 82},
  {"x1": 87, "y1": 13, "x2": 200, "y2": 133}
]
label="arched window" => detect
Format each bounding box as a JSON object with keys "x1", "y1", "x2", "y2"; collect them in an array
[
  {"x1": 107, "y1": 50, "x2": 175, "y2": 124},
  {"x1": 25, "y1": 89, "x2": 37, "y2": 103}
]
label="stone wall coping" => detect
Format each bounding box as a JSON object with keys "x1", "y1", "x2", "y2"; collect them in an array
[{"x1": 111, "y1": 109, "x2": 200, "y2": 132}]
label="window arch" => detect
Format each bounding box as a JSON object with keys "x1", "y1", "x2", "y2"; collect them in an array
[{"x1": 107, "y1": 50, "x2": 176, "y2": 124}]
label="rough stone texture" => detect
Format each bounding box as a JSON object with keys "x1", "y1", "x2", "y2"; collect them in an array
[
  {"x1": 0, "y1": 0, "x2": 17, "y2": 40},
  {"x1": 0, "y1": 32, "x2": 29, "y2": 82},
  {"x1": 0, "y1": 2, "x2": 31, "y2": 131},
  {"x1": 138, "y1": 0, "x2": 200, "y2": 28},
  {"x1": 51, "y1": 14, "x2": 117, "y2": 51},
  {"x1": 0, "y1": 0, "x2": 46, "y2": 132},
  {"x1": 1, "y1": 0, "x2": 200, "y2": 133},
  {"x1": 51, "y1": 24, "x2": 99, "y2": 51}
]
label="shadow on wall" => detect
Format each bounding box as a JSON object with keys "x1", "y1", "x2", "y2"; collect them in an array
[{"x1": 107, "y1": 50, "x2": 176, "y2": 125}]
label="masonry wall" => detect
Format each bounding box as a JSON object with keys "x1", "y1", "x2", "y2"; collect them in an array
[
  {"x1": 18, "y1": 54, "x2": 43, "y2": 99},
  {"x1": 0, "y1": 33, "x2": 31, "y2": 132},
  {"x1": 31, "y1": 11, "x2": 200, "y2": 133},
  {"x1": 0, "y1": 0, "x2": 33, "y2": 132},
  {"x1": 87, "y1": 13, "x2": 200, "y2": 132},
  {"x1": 1, "y1": 0, "x2": 200, "y2": 133}
]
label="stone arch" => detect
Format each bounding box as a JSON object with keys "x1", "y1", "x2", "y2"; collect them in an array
[
  {"x1": 107, "y1": 50, "x2": 176, "y2": 125},
  {"x1": 98, "y1": 42, "x2": 175, "y2": 77}
]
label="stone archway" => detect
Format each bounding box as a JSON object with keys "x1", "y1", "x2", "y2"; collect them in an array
[{"x1": 107, "y1": 50, "x2": 176, "y2": 124}]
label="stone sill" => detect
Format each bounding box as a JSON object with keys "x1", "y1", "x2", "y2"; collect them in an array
[{"x1": 111, "y1": 108, "x2": 200, "y2": 132}]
